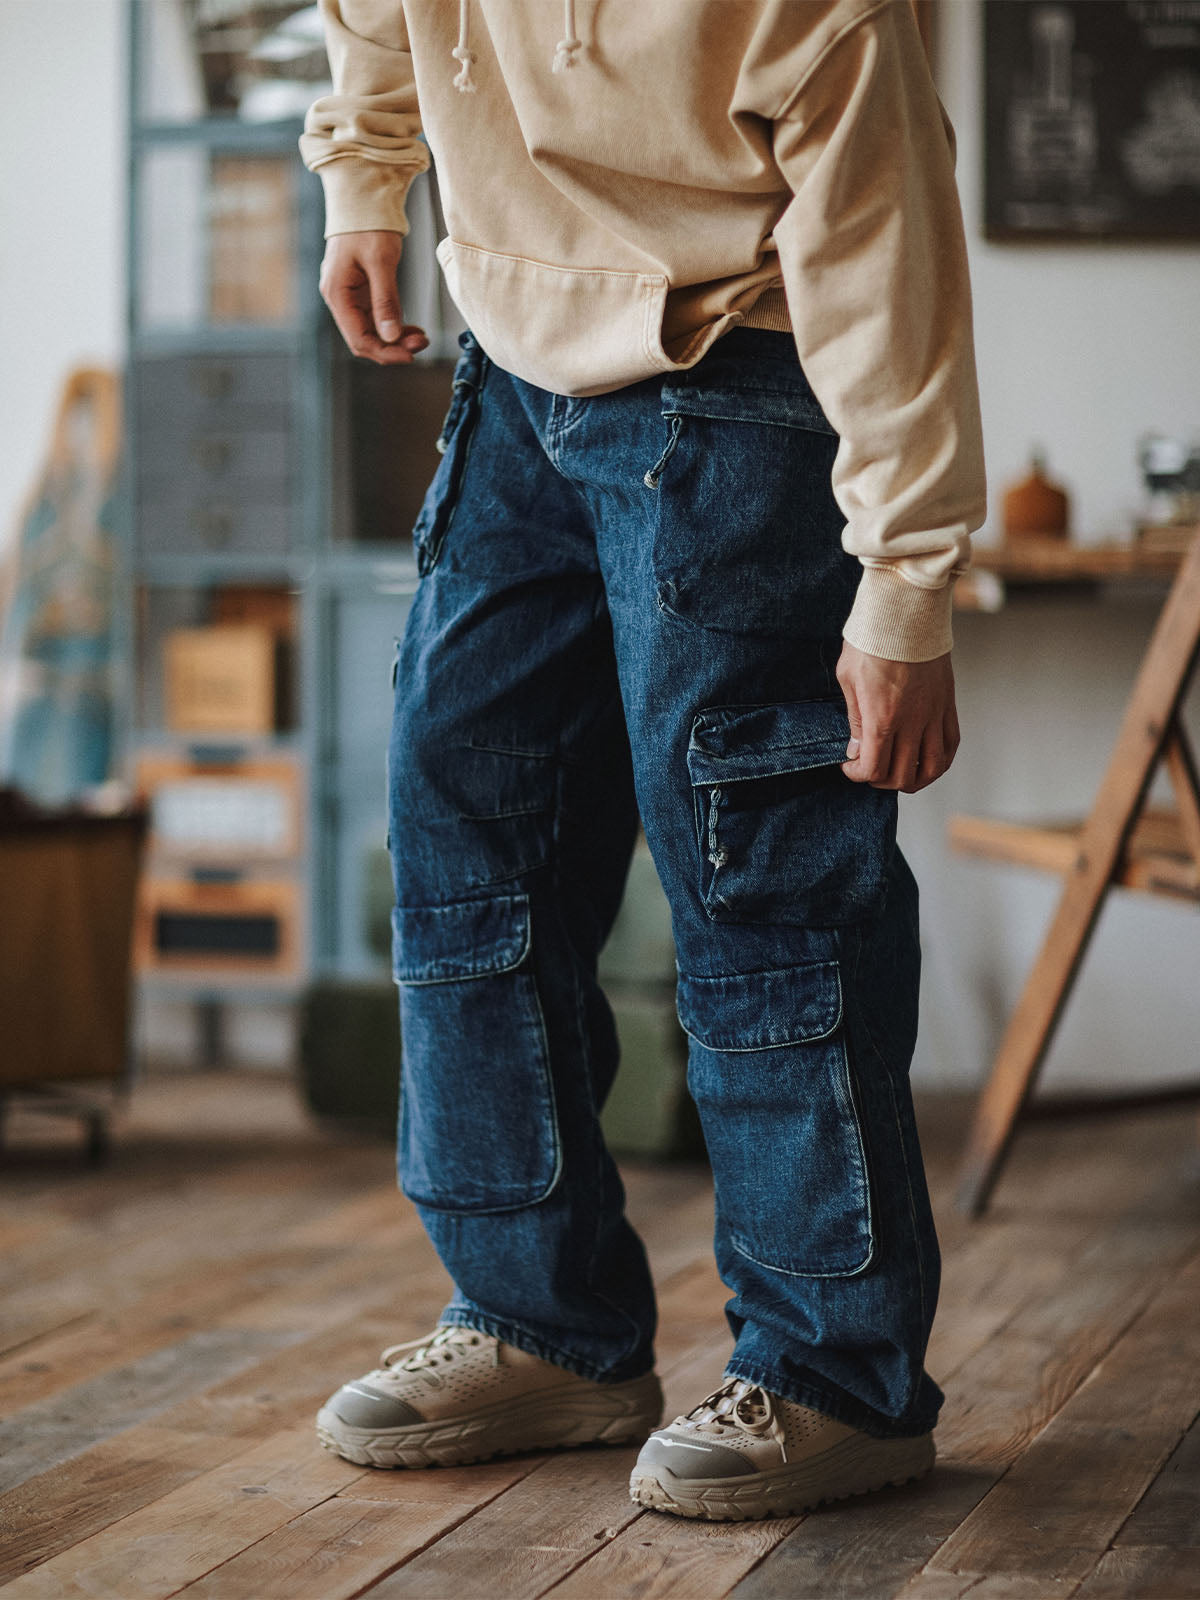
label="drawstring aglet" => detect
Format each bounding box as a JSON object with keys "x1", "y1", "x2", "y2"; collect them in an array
[
  {"x1": 552, "y1": 0, "x2": 581, "y2": 72},
  {"x1": 452, "y1": 45, "x2": 477, "y2": 92}
]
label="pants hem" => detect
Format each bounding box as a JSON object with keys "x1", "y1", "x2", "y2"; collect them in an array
[
  {"x1": 723, "y1": 1361, "x2": 938, "y2": 1441},
  {"x1": 439, "y1": 1304, "x2": 656, "y2": 1386}
]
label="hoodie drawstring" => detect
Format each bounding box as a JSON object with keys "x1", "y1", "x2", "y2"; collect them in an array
[
  {"x1": 453, "y1": 0, "x2": 581, "y2": 92},
  {"x1": 452, "y1": 0, "x2": 477, "y2": 92},
  {"x1": 552, "y1": 0, "x2": 581, "y2": 72}
]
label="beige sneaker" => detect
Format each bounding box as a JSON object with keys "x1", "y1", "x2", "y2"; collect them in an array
[
  {"x1": 316, "y1": 1325, "x2": 663, "y2": 1468},
  {"x1": 629, "y1": 1378, "x2": 934, "y2": 1521}
]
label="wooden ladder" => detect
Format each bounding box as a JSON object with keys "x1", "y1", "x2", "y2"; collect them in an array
[{"x1": 949, "y1": 526, "x2": 1200, "y2": 1216}]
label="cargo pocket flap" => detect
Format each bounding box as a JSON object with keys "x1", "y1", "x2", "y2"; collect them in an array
[
  {"x1": 677, "y1": 961, "x2": 843, "y2": 1052},
  {"x1": 661, "y1": 377, "x2": 834, "y2": 435},
  {"x1": 392, "y1": 894, "x2": 530, "y2": 985},
  {"x1": 687, "y1": 699, "x2": 852, "y2": 787}
]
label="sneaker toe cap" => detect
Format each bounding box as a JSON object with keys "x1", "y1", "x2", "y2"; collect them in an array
[
  {"x1": 326, "y1": 1381, "x2": 424, "y2": 1429},
  {"x1": 635, "y1": 1430, "x2": 756, "y2": 1479}
]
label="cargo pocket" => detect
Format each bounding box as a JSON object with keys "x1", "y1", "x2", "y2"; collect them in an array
[
  {"x1": 411, "y1": 330, "x2": 488, "y2": 577},
  {"x1": 650, "y1": 370, "x2": 859, "y2": 640},
  {"x1": 687, "y1": 698, "x2": 896, "y2": 928},
  {"x1": 392, "y1": 892, "x2": 561, "y2": 1212},
  {"x1": 680, "y1": 961, "x2": 874, "y2": 1277}
]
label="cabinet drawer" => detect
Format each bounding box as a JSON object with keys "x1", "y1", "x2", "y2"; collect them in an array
[
  {"x1": 138, "y1": 429, "x2": 292, "y2": 496},
  {"x1": 133, "y1": 353, "x2": 295, "y2": 431},
  {"x1": 137, "y1": 495, "x2": 293, "y2": 556},
  {"x1": 135, "y1": 872, "x2": 305, "y2": 981}
]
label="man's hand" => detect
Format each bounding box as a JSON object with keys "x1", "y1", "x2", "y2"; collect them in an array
[
  {"x1": 319, "y1": 231, "x2": 430, "y2": 364},
  {"x1": 836, "y1": 641, "x2": 960, "y2": 793}
]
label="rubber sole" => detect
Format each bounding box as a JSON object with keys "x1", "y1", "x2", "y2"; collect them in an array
[
  {"x1": 316, "y1": 1371, "x2": 663, "y2": 1469},
  {"x1": 628, "y1": 1430, "x2": 935, "y2": 1522}
]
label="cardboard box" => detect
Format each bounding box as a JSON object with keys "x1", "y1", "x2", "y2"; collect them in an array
[
  {"x1": 208, "y1": 155, "x2": 295, "y2": 326},
  {"x1": 164, "y1": 623, "x2": 276, "y2": 735},
  {"x1": 210, "y1": 587, "x2": 298, "y2": 728},
  {"x1": 211, "y1": 583, "x2": 298, "y2": 637}
]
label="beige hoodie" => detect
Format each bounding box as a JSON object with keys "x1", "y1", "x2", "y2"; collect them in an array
[{"x1": 300, "y1": 0, "x2": 986, "y2": 661}]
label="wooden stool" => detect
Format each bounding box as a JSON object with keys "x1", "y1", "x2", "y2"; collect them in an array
[{"x1": 949, "y1": 527, "x2": 1200, "y2": 1216}]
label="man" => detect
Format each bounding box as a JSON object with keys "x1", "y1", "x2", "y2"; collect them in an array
[{"x1": 301, "y1": 0, "x2": 985, "y2": 1522}]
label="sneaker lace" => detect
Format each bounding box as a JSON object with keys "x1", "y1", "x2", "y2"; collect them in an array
[
  {"x1": 374, "y1": 1326, "x2": 490, "y2": 1387},
  {"x1": 675, "y1": 1378, "x2": 790, "y2": 1461}
]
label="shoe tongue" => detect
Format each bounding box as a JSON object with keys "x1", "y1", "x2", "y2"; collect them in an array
[
  {"x1": 690, "y1": 1379, "x2": 768, "y2": 1431},
  {"x1": 391, "y1": 1325, "x2": 477, "y2": 1372},
  {"x1": 690, "y1": 1379, "x2": 747, "y2": 1425}
]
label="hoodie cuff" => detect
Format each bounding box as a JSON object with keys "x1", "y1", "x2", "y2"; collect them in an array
[
  {"x1": 842, "y1": 565, "x2": 956, "y2": 662},
  {"x1": 316, "y1": 158, "x2": 421, "y2": 238}
]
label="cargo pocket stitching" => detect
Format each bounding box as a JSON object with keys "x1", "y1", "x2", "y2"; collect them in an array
[
  {"x1": 393, "y1": 895, "x2": 561, "y2": 1212},
  {"x1": 728, "y1": 1016, "x2": 876, "y2": 1282},
  {"x1": 648, "y1": 392, "x2": 847, "y2": 639},
  {"x1": 679, "y1": 961, "x2": 874, "y2": 1277},
  {"x1": 676, "y1": 963, "x2": 844, "y2": 1052},
  {"x1": 728, "y1": 1039, "x2": 875, "y2": 1281},
  {"x1": 686, "y1": 700, "x2": 895, "y2": 928}
]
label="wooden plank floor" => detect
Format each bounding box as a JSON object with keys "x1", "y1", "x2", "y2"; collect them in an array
[{"x1": 1, "y1": 1071, "x2": 1198, "y2": 1599}]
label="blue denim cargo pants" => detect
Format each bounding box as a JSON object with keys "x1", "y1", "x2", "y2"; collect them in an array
[{"x1": 386, "y1": 325, "x2": 943, "y2": 1440}]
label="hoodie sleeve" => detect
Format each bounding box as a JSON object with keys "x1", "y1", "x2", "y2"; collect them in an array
[
  {"x1": 299, "y1": 0, "x2": 430, "y2": 238},
  {"x1": 770, "y1": 0, "x2": 986, "y2": 661}
]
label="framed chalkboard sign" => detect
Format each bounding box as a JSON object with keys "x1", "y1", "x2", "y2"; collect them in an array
[{"x1": 984, "y1": 0, "x2": 1200, "y2": 240}]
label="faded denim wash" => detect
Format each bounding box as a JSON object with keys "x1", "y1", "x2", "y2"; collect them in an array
[{"x1": 386, "y1": 325, "x2": 943, "y2": 1440}]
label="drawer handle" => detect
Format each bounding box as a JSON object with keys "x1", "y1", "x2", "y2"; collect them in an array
[
  {"x1": 190, "y1": 365, "x2": 236, "y2": 399},
  {"x1": 189, "y1": 507, "x2": 234, "y2": 546},
  {"x1": 192, "y1": 438, "x2": 237, "y2": 472}
]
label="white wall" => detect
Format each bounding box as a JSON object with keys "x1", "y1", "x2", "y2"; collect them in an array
[
  {"x1": 0, "y1": 0, "x2": 127, "y2": 553},
  {"x1": 903, "y1": 0, "x2": 1200, "y2": 1092},
  {"x1": 940, "y1": 0, "x2": 1200, "y2": 533}
]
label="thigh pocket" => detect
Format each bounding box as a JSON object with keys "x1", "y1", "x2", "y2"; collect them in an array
[
  {"x1": 412, "y1": 330, "x2": 488, "y2": 577},
  {"x1": 680, "y1": 961, "x2": 874, "y2": 1277},
  {"x1": 392, "y1": 892, "x2": 561, "y2": 1212},
  {"x1": 688, "y1": 698, "x2": 896, "y2": 927},
  {"x1": 650, "y1": 374, "x2": 859, "y2": 639}
]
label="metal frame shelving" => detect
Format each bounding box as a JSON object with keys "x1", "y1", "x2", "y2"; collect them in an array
[{"x1": 123, "y1": 1, "x2": 457, "y2": 1033}]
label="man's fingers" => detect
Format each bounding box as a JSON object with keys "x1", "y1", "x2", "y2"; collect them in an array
[
  {"x1": 838, "y1": 672, "x2": 864, "y2": 763},
  {"x1": 838, "y1": 655, "x2": 894, "y2": 783},
  {"x1": 325, "y1": 281, "x2": 427, "y2": 365},
  {"x1": 319, "y1": 238, "x2": 429, "y2": 364},
  {"x1": 367, "y1": 259, "x2": 403, "y2": 344},
  {"x1": 324, "y1": 281, "x2": 372, "y2": 345},
  {"x1": 843, "y1": 726, "x2": 895, "y2": 786},
  {"x1": 943, "y1": 704, "x2": 961, "y2": 765},
  {"x1": 836, "y1": 639, "x2": 959, "y2": 792},
  {"x1": 891, "y1": 737, "x2": 923, "y2": 793},
  {"x1": 909, "y1": 729, "x2": 946, "y2": 793}
]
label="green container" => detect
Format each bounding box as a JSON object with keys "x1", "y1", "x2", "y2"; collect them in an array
[
  {"x1": 333, "y1": 836, "x2": 700, "y2": 1157},
  {"x1": 598, "y1": 838, "x2": 677, "y2": 986},
  {"x1": 600, "y1": 984, "x2": 705, "y2": 1160},
  {"x1": 297, "y1": 978, "x2": 400, "y2": 1138}
]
